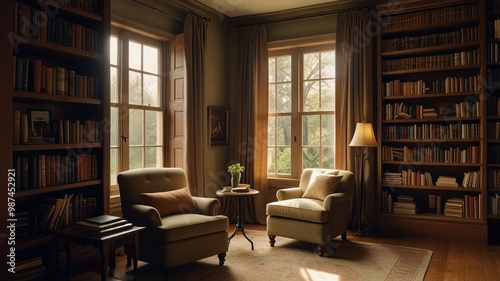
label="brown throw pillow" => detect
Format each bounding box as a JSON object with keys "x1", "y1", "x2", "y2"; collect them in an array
[
  {"x1": 302, "y1": 171, "x2": 343, "y2": 200},
  {"x1": 140, "y1": 187, "x2": 198, "y2": 216}
]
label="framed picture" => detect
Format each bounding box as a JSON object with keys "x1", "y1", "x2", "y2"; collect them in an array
[
  {"x1": 28, "y1": 109, "x2": 52, "y2": 138},
  {"x1": 208, "y1": 106, "x2": 228, "y2": 146}
]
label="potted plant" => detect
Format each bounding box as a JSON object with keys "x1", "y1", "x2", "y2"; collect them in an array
[{"x1": 228, "y1": 163, "x2": 245, "y2": 188}]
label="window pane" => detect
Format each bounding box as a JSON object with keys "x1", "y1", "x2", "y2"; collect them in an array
[
  {"x1": 143, "y1": 45, "x2": 158, "y2": 74},
  {"x1": 110, "y1": 67, "x2": 118, "y2": 103},
  {"x1": 321, "y1": 51, "x2": 335, "y2": 78},
  {"x1": 110, "y1": 107, "x2": 119, "y2": 147},
  {"x1": 321, "y1": 79, "x2": 335, "y2": 111},
  {"x1": 267, "y1": 148, "x2": 276, "y2": 174},
  {"x1": 143, "y1": 74, "x2": 159, "y2": 106},
  {"x1": 304, "y1": 53, "x2": 320, "y2": 80},
  {"x1": 145, "y1": 147, "x2": 162, "y2": 168},
  {"x1": 268, "y1": 116, "x2": 276, "y2": 146},
  {"x1": 277, "y1": 56, "x2": 291, "y2": 82},
  {"x1": 129, "y1": 109, "x2": 143, "y2": 145},
  {"x1": 268, "y1": 57, "x2": 276, "y2": 83},
  {"x1": 321, "y1": 147, "x2": 335, "y2": 168},
  {"x1": 110, "y1": 36, "x2": 118, "y2": 65},
  {"x1": 322, "y1": 115, "x2": 335, "y2": 146},
  {"x1": 129, "y1": 147, "x2": 143, "y2": 169},
  {"x1": 145, "y1": 110, "x2": 162, "y2": 146},
  {"x1": 129, "y1": 41, "x2": 141, "y2": 70},
  {"x1": 277, "y1": 83, "x2": 291, "y2": 113},
  {"x1": 277, "y1": 147, "x2": 291, "y2": 174},
  {"x1": 277, "y1": 116, "x2": 291, "y2": 145},
  {"x1": 129, "y1": 71, "x2": 141, "y2": 105},
  {"x1": 303, "y1": 147, "x2": 320, "y2": 169},
  {"x1": 303, "y1": 80, "x2": 319, "y2": 112},
  {"x1": 302, "y1": 115, "x2": 320, "y2": 146},
  {"x1": 268, "y1": 84, "x2": 276, "y2": 113},
  {"x1": 110, "y1": 148, "x2": 118, "y2": 185}
]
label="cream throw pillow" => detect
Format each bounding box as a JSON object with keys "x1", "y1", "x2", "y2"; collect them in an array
[
  {"x1": 140, "y1": 187, "x2": 198, "y2": 216},
  {"x1": 302, "y1": 171, "x2": 343, "y2": 200}
]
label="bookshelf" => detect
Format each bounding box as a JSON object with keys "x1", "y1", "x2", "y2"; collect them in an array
[
  {"x1": 1, "y1": 0, "x2": 110, "y2": 277},
  {"x1": 376, "y1": 0, "x2": 488, "y2": 243},
  {"x1": 486, "y1": 0, "x2": 500, "y2": 244}
]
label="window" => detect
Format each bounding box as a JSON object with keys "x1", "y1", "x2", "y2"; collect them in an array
[
  {"x1": 268, "y1": 44, "x2": 335, "y2": 178},
  {"x1": 110, "y1": 29, "x2": 164, "y2": 196}
]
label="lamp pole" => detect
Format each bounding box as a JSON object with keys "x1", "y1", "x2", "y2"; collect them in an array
[{"x1": 355, "y1": 146, "x2": 367, "y2": 237}]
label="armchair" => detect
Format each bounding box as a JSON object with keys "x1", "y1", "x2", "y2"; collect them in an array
[
  {"x1": 117, "y1": 168, "x2": 229, "y2": 279},
  {"x1": 266, "y1": 169, "x2": 354, "y2": 256}
]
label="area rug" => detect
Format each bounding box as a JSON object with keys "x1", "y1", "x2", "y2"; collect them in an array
[{"x1": 125, "y1": 229, "x2": 432, "y2": 281}]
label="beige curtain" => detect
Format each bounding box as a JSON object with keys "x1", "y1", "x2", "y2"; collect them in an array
[
  {"x1": 335, "y1": 9, "x2": 376, "y2": 231},
  {"x1": 229, "y1": 25, "x2": 268, "y2": 224},
  {"x1": 183, "y1": 13, "x2": 208, "y2": 196}
]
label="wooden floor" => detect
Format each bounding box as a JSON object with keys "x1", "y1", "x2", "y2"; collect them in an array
[{"x1": 60, "y1": 224, "x2": 500, "y2": 281}]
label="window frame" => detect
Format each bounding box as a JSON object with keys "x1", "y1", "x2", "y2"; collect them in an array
[{"x1": 268, "y1": 38, "x2": 336, "y2": 180}]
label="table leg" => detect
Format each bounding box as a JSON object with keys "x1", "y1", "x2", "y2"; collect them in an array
[
  {"x1": 109, "y1": 247, "x2": 116, "y2": 277},
  {"x1": 65, "y1": 240, "x2": 71, "y2": 280},
  {"x1": 228, "y1": 197, "x2": 254, "y2": 250},
  {"x1": 133, "y1": 233, "x2": 139, "y2": 275},
  {"x1": 99, "y1": 246, "x2": 108, "y2": 281}
]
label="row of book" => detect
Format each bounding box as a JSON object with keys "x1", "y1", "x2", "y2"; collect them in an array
[
  {"x1": 487, "y1": 68, "x2": 500, "y2": 85},
  {"x1": 13, "y1": 57, "x2": 99, "y2": 98},
  {"x1": 490, "y1": 193, "x2": 500, "y2": 215},
  {"x1": 381, "y1": 192, "x2": 482, "y2": 219},
  {"x1": 382, "y1": 123, "x2": 481, "y2": 140},
  {"x1": 381, "y1": 3, "x2": 478, "y2": 31},
  {"x1": 75, "y1": 215, "x2": 133, "y2": 237},
  {"x1": 12, "y1": 257, "x2": 46, "y2": 281},
  {"x1": 486, "y1": 98, "x2": 500, "y2": 117},
  {"x1": 56, "y1": 0, "x2": 99, "y2": 14},
  {"x1": 490, "y1": 19, "x2": 500, "y2": 40},
  {"x1": 13, "y1": 154, "x2": 98, "y2": 191},
  {"x1": 383, "y1": 103, "x2": 480, "y2": 120},
  {"x1": 487, "y1": 146, "x2": 500, "y2": 164},
  {"x1": 382, "y1": 26, "x2": 479, "y2": 53},
  {"x1": 383, "y1": 75, "x2": 481, "y2": 97},
  {"x1": 382, "y1": 50, "x2": 480, "y2": 72},
  {"x1": 16, "y1": 2, "x2": 98, "y2": 52},
  {"x1": 381, "y1": 145, "x2": 480, "y2": 164},
  {"x1": 382, "y1": 170, "x2": 480, "y2": 188},
  {"x1": 488, "y1": 171, "x2": 500, "y2": 189}
]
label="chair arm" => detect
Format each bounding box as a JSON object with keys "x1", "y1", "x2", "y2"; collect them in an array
[
  {"x1": 276, "y1": 187, "x2": 303, "y2": 201},
  {"x1": 126, "y1": 204, "x2": 162, "y2": 228},
  {"x1": 323, "y1": 192, "x2": 351, "y2": 211},
  {"x1": 192, "y1": 196, "x2": 220, "y2": 215}
]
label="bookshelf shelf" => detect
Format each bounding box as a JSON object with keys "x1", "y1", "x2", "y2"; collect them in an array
[
  {"x1": 15, "y1": 35, "x2": 103, "y2": 60},
  {"x1": 13, "y1": 143, "x2": 102, "y2": 152},
  {"x1": 377, "y1": 0, "x2": 487, "y2": 243},
  {"x1": 14, "y1": 180, "x2": 102, "y2": 198},
  {"x1": 13, "y1": 91, "x2": 102, "y2": 105}
]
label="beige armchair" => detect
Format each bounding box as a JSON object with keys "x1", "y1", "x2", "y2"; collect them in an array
[
  {"x1": 117, "y1": 168, "x2": 229, "y2": 279},
  {"x1": 266, "y1": 169, "x2": 354, "y2": 256}
]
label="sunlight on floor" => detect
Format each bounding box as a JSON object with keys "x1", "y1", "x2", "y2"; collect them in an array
[{"x1": 300, "y1": 267, "x2": 341, "y2": 281}]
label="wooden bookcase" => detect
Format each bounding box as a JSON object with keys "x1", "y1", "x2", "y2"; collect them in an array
[
  {"x1": 376, "y1": 0, "x2": 489, "y2": 243},
  {"x1": 1, "y1": 0, "x2": 110, "y2": 278}
]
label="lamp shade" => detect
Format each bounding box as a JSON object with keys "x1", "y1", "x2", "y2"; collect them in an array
[{"x1": 349, "y1": 122, "x2": 378, "y2": 147}]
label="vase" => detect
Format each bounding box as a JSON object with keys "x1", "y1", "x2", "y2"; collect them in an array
[{"x1": 231, "y1": 172, "x2": 241, "y2": 188}]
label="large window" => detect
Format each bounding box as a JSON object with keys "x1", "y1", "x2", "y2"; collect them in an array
[
  {"x1": 268, "y1": 44, "x2": 335, "y2": 178},
  {"x1": 110, "y1": 30, "x2": 164, "y2": 195}
]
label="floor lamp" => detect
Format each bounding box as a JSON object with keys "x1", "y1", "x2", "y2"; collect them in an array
[{"x1": 349, "y1": 122, "x2": 378, "y2": 237}]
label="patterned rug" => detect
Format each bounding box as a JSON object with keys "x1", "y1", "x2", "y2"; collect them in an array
[{"x1": 125, "y1": 229, "x2": 433, "y2": 281}]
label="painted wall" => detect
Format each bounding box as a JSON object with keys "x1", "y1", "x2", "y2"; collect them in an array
[{"x1": 266, "y1": 14, "x2": 337, "y2": 42}]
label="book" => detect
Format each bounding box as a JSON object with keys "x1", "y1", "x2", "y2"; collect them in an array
[
  {"x1": 76, "y1": 219, "x2": 128, "y2": 230},
  {"x1": 84, "y1": 214, "x2": 122, "y2": 225},
  {"x1": 76, "y1": 222, "x2": 133, "y2": 236},
  {"x1": 13, "y1": 110, "x2": 20, "y2": 145}
]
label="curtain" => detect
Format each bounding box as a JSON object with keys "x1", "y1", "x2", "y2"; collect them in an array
[
  {"x1": 227, "y1": 25, "x2": 268, "y2": 224},
  {"x1": 335, "y1": 9, "x2": 376, "y2": 231},
  {"x1": 183, "y1": 13, "x2": 208, "y2": 196}
]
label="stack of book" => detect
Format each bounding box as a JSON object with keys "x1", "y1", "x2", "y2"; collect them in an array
[
  {"x1": 444, "y1": 198, "x2": 464, "y2": 218},
  {"x1": 422, "y1": 108, "x2": 438, "y2": 118},
  {"x1": 75, "y1": 215, "x2": 132, "y2": 236},
  {"x1": 436, "y1": 176, "x2": 458, "y2": 187},
  {"x1": 393, "y1": 195, "x2": 417, "y2": 215},
  {"x1": 382, "y1": 172, "x2": 402, "y2": 185}
]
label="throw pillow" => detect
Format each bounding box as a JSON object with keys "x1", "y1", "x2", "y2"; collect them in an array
[
  {"x1": 303, "y1": 171, "x2": 343, "y2": 200},
  {"x1": 140, "y1": 187, "x2": 198, "y2": 216}
]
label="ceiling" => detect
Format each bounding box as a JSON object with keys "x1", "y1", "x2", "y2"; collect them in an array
[{"x1": 193, "y1": 0, "x2": 339, "y2": 17}]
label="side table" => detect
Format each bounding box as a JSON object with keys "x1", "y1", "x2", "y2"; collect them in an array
[
  {"x1": 57, "y1": 225, "x2": 144, "y2": 281},
  {"x1": 216, "y1": 188, "x2": 259, "y2": 250}
]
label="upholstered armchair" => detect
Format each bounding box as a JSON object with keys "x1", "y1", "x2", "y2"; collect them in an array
[
  {"x1": 266, "y1": 169, "x2": 355, "y2": 256},
  {"x1": 117, "y1": 168, "x2": 229, "y2": 279}
]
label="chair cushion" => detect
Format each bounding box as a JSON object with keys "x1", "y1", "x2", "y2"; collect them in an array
[
  {"x1": 266, "y1": 198, "x2": 328, "y2": 223},
  {"x1": 152, "y1": 213, "x2": 229, "y2": 243},
  {"x1": 302, "y1": 171, "x2": 343, "y2": 200},
  {"x1": 140, "y1": 187, "x2": 198, "y2": 216}
]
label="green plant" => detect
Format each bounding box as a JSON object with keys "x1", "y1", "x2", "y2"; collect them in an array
[{"x1": 228, "y1": 163, "x2": 245, "y2": 173}]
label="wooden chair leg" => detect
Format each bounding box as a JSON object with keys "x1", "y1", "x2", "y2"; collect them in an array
[
  {"x1": 269, "y1": 235, "x2": 276, "y2": 247},
  {"x1": 218, "y1": 252, "x2": 226, "y2": 266},
  {"x1": 317, "y1": 245, "x2": 324, "y2": 257}
]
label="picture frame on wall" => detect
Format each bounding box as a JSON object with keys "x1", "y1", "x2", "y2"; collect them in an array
[{"x1": 208, "y1": 106, "x2": 228, "y2": 146}]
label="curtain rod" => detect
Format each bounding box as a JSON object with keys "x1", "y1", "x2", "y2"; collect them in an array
[
  {"x1": 158, "y1": 0, "x2": 212, "y2": 22},
  {"x1": 236, "y1": 6, "x2": 371, "y2": 28},
  {"x1": 127, "y1": 0, "x2": 211, "y2": 22}
]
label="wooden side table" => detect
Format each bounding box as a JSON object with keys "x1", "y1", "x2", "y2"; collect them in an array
[
  {"x1": 57, "y1": 226, "x2": 144, "y2": 281},
  {"x1": 216, "y1": 188, "x2": 259, "y2": 250}
]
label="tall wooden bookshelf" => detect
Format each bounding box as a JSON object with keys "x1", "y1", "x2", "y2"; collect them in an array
[
  {"x1": 376, "y1": 0, "x2": 488, "y2": 243},
  {"x1": 1, "y1": 0, "x2": 110, "y2": 278}
]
